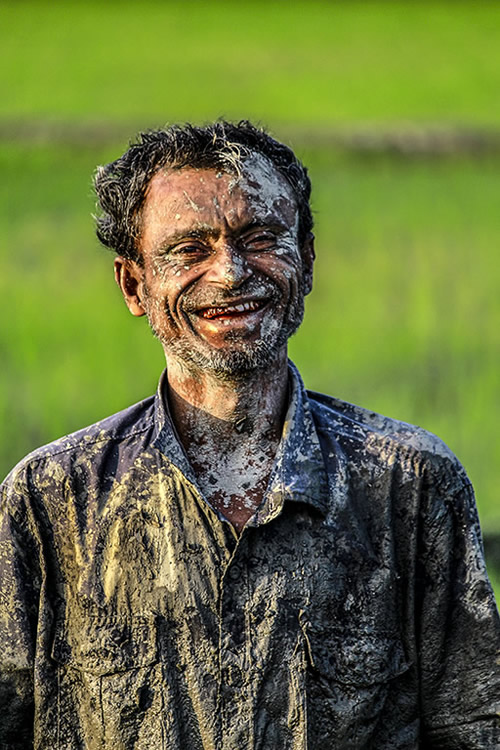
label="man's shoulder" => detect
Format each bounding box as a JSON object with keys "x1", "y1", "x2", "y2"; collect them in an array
[
  {"x1": 2, "y1": 394, "x2": 157, "y2": 488},
  {"x1": 306, "y1": 388, "x2": 464, "y2": 477}
]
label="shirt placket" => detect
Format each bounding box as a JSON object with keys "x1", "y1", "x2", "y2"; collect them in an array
[{"x1": 217, "y1": 527, "x2": 253, "y2": 750}]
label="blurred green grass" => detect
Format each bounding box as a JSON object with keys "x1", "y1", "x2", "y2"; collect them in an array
[
  {"x1": 2, "y1": 1, "x2": 500, "y2": 125},
  {"x1": 1, "y1": 1, "x2": 499, "y2": 589}
]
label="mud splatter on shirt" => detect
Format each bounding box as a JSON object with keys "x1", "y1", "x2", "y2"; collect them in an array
[{"x1": 0, "y1": 363, "x2": 498, "y2": 749}]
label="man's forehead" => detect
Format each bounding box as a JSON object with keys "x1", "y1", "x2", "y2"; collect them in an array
[{"x1": 145, "y1": 153, "x2": 296, "y2": 211}]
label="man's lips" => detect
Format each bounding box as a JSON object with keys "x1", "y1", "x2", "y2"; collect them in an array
[{"x1": 196, "y1": 299, "x2": 268, "y2": 320}]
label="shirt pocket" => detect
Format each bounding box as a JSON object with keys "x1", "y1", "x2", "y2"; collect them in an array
[
  {"x1": 50, "y1": 614, "x2": 162, "y2": 749},
  {"x1": 303, "y1": 627, "x2": 409, "y2": 688},
  {"x1": 51, "y1": 613, "x2": 158, "y2": 675},
  {"x1": 301, "y1": 621, "x2": 411, "y2": 746}
]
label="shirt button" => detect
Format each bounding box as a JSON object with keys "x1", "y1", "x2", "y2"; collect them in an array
[{"x1": 226, "y1": 564, "x2": 242, "y2": 582}]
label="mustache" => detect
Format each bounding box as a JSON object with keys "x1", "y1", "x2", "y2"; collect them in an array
[{"x1": 182, "y1": 278, "x2": 280, "y2": 312}]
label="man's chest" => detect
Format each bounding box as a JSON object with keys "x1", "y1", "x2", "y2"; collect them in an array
[
  {"x1": 52, "y1": 470, "x2": 410, "y2": 648},
  {"x1": 41, "y1": 456, "x2": 419, "y2": 749},
  {"x1": 184, "y1": 431, "x2": 279, "y2": 533}
]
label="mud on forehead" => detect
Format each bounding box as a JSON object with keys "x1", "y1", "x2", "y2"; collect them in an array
[
  {"x1": 148, "y1": 152, "x2": 298, "y2": 227},
  {"x1": 226, "y1": 152, "x2": 298, "y2": 219}
]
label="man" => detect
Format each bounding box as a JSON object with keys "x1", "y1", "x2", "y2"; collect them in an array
[{"x1": 0, "y1": 121, "x2": 498, "y2": 749}]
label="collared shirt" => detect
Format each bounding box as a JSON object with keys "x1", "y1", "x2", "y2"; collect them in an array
[{"x1": 0, "y1": 363, "x2": 498, "y2": 749}]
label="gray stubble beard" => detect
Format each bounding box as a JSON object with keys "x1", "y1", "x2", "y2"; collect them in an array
[{"x1": 146, "y1": 296, "x2": 305, "y2": 379}]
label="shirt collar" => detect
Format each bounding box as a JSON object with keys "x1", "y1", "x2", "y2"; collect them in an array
[
  {"x1": 254, "y1": 361, "x2": 329, "y2": 521},
  {"x1": 152, "y1": 370, "x2": 200, "y2": 486},
  {"x1": 152, "y1": 361, "x2": 330, "y2": 518}
]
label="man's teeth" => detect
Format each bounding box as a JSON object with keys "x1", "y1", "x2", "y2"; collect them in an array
[{"x1": 201, "y1": 301, "x2": 262, "y2": 319}]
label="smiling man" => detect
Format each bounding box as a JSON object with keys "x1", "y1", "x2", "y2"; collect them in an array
[{"x1": 0, "y1": 121, "x2": 498, "y2": 749}]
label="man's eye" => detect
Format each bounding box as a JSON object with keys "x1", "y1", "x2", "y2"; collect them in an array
[
  {"x1": 243, "y1": 232, "x2": 276, "y2": 250},
  {"x1": 171, "y1": 243, "x2": 207, "y2": 256}
]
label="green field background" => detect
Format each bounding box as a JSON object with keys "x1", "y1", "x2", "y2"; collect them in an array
[{"x1": 1, "y1": 1, "x2": 499, "y2": 588}]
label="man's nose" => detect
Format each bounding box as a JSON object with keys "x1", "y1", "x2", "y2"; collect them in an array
[{"x1": 205, "y1": 244, "x2": 252, "y2": 288}]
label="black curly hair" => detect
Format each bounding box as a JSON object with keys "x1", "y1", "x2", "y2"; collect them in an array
[{"x1": 94, "y1": 120, "x2": 313, "y2": 264}]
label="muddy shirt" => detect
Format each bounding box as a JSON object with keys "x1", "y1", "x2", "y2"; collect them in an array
[{"x1": 0, "y1": 363, "x2": 499, "y2": 749}]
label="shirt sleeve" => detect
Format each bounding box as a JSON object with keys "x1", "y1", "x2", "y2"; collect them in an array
[
  {"x1": 417, "y1": 457, "x2": 500, "y2": 748},
  {"x1": 0, "y1": 467, "x2": 40, "y2": 748}
]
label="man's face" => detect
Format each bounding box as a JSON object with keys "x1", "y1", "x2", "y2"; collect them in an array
[{"x1": 120, "y1": 154, "x2": 314, "y2": 375}]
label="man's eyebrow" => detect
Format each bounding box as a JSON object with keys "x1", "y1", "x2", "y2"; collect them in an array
[{"x1": 240, "y1": 218, "x2": 289, "y2": 233}]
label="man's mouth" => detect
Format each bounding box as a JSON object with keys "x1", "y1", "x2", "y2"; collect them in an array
[{"x1": 198, "y1": 299, "x2": 267, "y2": 320}]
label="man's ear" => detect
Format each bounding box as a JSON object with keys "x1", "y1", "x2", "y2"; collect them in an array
[
  {"x1": 301, "y1": 233, "x2": 315, "y2": 295},
  {"x1": 114, "y1": 257, "x2": 146, "y2": 317}
]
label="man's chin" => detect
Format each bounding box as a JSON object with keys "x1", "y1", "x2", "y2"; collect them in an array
[{"x1": 167, "y1": 340, "x2": 282, "y2": 379}]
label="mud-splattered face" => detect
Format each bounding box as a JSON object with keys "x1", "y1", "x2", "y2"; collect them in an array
[{"x1": 123, "y1": 154, "x2": 314, "y2": 375}]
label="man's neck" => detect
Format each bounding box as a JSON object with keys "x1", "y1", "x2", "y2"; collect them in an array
[
  {"x1": 165, "y1": 349, "x2": 289, "y2": 438},
  {"x1": 163, "y1": 349, "x2": 290, "y2": 532}
]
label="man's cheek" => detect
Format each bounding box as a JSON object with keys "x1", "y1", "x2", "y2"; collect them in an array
[{"x1": 273, "y1": 242, "x2": 303, "y2": 272}]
